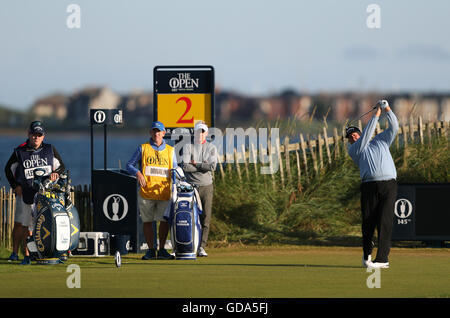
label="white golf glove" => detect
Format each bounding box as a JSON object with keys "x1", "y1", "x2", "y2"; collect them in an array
[{"x1": 377, "y1": 100, "x2": 389, "y2": 110}]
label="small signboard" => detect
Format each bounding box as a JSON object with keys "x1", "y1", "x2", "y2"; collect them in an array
[
  {"x1": 392, "y1": 183, "x2": 450, "y2": 242},
  {"x1": 153, "y1": 65, "x2": 214, "y2": 135},
  {"x1": 90, "y1": 109, "x2": 123, "y2": 126},
  {"x1": 89, "y1": 108, "x2": 124, "y2": 171}
]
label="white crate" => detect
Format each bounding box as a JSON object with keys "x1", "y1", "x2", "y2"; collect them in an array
[{"x1": 71, "y1": 232, "x2": 110, "y2": 257}]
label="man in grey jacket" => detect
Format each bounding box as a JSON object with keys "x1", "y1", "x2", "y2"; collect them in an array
[
  {"x1": 182, "y1": 121, "x2": 218, "y2": 257},
  {"x1": 346, "y1": 99, "x2": 399, "y2": 269}
]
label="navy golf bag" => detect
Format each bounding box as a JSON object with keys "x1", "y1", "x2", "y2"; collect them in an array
[
  {"x1": 164, "y1": 167, "x2": 202, "y2": 260},
  {"x1": 27, "y1": 168, "x2": 80, "y2": 264}
]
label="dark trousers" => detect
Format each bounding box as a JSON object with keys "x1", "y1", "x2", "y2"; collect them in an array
[
  {"x1": 197, "y1": 184, "x2": 214, "y2": 248},
  {"x1": 360, "y1": 179, "x2": 397, "y2": 263}
]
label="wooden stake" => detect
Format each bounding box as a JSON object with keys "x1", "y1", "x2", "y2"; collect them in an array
[
  {"x1": 333, "y1": 127, "x2": 340, "y2": 159},
  {"x1": 426, "y1": 121, "x2": 432, "y2": 145},
  {"x1": 259, "y1": 143, "x2": 268, "y2": 187},
  {"x1": 308, "y1": 136, "x2": 319, "y2": 176},
  {"x1": 323, "y1": 127, "x2": 331, "y2": 164},
  {"x1": 299, "y1": 133, "x2": 309, "y2": 181},
  {"x1": 251, "y1": 143, "x2": 258, "y2": 177},
  {"x1": 0, "y1": 187, "x2": 4, "y2": 246},
  {"x1": 284, "y1": 136, "x2": 292, "y2": 184},
  {"x1": 317, "y1": 133, "x2": 324, "y2": 172},
  {"x1": 241, "y1": 144, "x2": 249, "y2": 181},
  {"x1": 275, "y1": 136, "x2": 285, "y2": 188},
  {"x1": 409, "y1": 116, "x2": 414, "y2": 142},
  {"x1": 268, "y1": 142, "x2": 276, "y2": 190},
  {"x1": 234, "y1": 148, "x2": 242, "y2": 183},
  {"x1": 418, "y1": 116, "x2": 424, "y2": 145},
  {"x1": 342, "y1": 126, "x2": 348, "y2": 156},
  {"x1": 295, "y1": 150, "x2": 302, "y2": 192}
]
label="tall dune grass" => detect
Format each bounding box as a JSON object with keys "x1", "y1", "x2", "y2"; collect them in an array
[{"x1": 211, "y1": 133, "x2": 449, "y2": 246}]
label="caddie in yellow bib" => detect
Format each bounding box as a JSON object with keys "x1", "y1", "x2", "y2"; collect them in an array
[
  {"x1": 126, "y1": 121, "x2": 178, "y2": 260},
  {"x1": 140, "y1": 143, "x2": 174, "y2": 200}
]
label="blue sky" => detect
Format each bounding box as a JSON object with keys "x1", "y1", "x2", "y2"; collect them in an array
[{"x1": 1, "y1": 0, "x2": 449, "y2": 110}]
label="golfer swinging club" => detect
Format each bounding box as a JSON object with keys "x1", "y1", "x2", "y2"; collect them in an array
[{"x1": 346, "y1": 99, "x2": 399, "y2": 269}]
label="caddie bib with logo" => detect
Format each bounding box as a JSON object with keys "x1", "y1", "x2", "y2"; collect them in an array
[
  {"x1": 15, "y1": 143, "x2": 54, "y2": 204},
  {"x1": 140, "y1": 143, "x2": 173, "y2": 200}
]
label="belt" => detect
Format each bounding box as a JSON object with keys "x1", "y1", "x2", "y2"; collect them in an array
[{"x1": 362, "y1": 178, "x2": 396, "y2": 183}]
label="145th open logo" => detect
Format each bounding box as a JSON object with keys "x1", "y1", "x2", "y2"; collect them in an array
[
  {"x1": 103, "y1": 194, "x2": 128, "y2": 221},
  {"x1": 394, "y1": 198, "x2": 413, "y2": 225}
]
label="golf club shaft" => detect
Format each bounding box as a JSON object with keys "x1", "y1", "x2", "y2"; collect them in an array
[{"x1": 347, "y1": 106, "x2": 378, "y2": 127}]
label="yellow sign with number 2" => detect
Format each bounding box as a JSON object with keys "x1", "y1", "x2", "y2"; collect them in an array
[{"x1": 157, "y1": 93, "x2": 212, "y2": 128}]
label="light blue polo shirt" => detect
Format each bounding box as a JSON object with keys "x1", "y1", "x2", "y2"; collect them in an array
[{"x1": 347, "y1": 110, "x2": 399, "y2": 182}]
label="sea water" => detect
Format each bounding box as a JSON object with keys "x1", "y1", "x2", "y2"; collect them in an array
[{"x1": 0, "y1": 133, "x2": 148, "y2": 187}]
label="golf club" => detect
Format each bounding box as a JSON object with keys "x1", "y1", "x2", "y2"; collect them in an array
[{"x1": 345, "y1": 105, "x2": 378, "y2": 128}]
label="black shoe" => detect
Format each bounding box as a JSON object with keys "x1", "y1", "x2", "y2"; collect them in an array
[
  {"x1": 157, "y1": 249, "x2": 175, "y2": 260},
  {"x1": 142, "y1": 249, "x2": 157, "y2": 260}
]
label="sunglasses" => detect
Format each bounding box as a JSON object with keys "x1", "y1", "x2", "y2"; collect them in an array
[{"x1": 31, "y1": 133, "x2": 44, "y2": 137}]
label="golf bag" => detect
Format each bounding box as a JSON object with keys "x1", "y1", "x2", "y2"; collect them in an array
[
  {"x1": 163, "y1": 167, "x2": 202, "y2": 260},
  {"x1": 27, "y1": 168, "x2": 80, "y2": 264}
]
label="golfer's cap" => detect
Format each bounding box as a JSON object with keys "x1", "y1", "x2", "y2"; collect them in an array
[
  {"x1": 194, "y1": 122, "x2": 208, "y2": 133},
  {"x1": 151, "y1": 121, "x2": 166, "y2": 132},
  {"x1": 29, "y1": 121, "x2": 45, "y2": 135},
  {"x1": 345, "y1": 126, "x2": 361, "y2": 138}
]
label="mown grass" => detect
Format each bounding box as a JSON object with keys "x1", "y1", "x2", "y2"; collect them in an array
[{"x1": 1, "y1": 246, "x2": 449, "y2": 298}]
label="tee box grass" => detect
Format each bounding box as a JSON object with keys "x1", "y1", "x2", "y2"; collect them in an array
[{"x1": 0, "y1": 245, "x2": 449, "y2": 298}]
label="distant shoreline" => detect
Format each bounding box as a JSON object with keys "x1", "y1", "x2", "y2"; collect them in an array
[{"x1": 0, "y1": 128, "x2": 147, "y2": 137}]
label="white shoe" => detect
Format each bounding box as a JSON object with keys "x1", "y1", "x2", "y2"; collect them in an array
[
  {"x1": 198, "y1": 247, "x2": 208, "y2": 257},
  {"x1": 362, "y1": 255, "x2": 372, "y2": 268},
  {"x1": 369, "y1": 261, "x2": 389, "y2": 269}
]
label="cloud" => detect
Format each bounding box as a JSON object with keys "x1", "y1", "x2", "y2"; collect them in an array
[
  {"x1": 342, "y1": 45, "x2": 380, "y2": 60},
  {"x1": 397, "y1": 44, "x2": 450, "y2": 61}
]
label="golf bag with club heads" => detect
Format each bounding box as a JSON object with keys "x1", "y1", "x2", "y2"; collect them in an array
[
  {"x1": 163, "y1": 167, "x2": 202, "y2": 260},
  {"x1": 27, "y1": 168, "x2": 80, "y2": 264}
]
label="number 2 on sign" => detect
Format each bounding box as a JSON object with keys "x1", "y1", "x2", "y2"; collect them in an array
[{"x1": 176, "y1": 97, "x2": 194, "y2": 124}]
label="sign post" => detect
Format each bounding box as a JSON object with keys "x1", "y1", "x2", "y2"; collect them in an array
[
  {"x1": 89, "y1": 109, "x2": 146, "y2": 254},
  {"x1": 90, "y1": 108, "x2": 123, "y2": 172},
  {"x1": 153, "y1": 65, "x2": 215, "y2": 136}
]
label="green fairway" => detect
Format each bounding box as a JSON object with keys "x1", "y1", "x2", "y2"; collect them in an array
[{"x1": 0, "y1": 246, "x2": 449, "y2": 298}]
